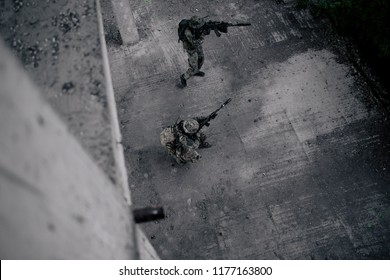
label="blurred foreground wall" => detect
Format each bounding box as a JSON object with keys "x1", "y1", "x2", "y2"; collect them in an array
[
  {"x1": 0, "y1": 40, "x2": 137, "y2": 259},
  {"x1": 0, "y1": 0, "x2": 158, "y2": 259}
]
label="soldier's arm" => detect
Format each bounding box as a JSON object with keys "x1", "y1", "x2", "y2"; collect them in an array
[
  {"x1": 203, "y1": 27, "x2": 211, "y2": 36},
  {"x1": 184, "y1": 28, "x2": 201, "y2": 47}
]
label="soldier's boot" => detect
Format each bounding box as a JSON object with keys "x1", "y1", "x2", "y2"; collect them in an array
[
  {"x1": 199, "y1": 141, "x2": 212, "y2": 148},
  {"x1": 180, "y1": 74, "x2": 187, "y2": 87},
  {"x1": 194, "y1": 71, "x2": 205, "y2": 77}
]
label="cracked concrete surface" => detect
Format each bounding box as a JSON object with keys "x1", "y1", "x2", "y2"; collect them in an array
[{"x1": 105, "y1": 0, "x2": 390, "y2": 259}]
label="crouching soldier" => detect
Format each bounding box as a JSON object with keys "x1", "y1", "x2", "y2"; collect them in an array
[{"x1": 160, "y1": 118, "x2": 211, "y2": 164}]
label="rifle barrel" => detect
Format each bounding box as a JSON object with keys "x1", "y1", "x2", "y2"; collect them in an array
[
  {"x1": 224, "y1": 98, "x2": 232, "y2": 105},
  {"x1": 226, "y1": 22, "x2": 251, "y2": 26},
  {"x1": 195, "y1": 98, "x2": 232, "y2": 133},
  {"x1": 207, "y1": 21, "x2": 251, "y2": 27},
  {"x1": 214, "y1": 98, "x2": 232, "y2": 113}
]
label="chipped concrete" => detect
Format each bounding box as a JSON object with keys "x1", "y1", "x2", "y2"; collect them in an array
[
  {"x1": 0, "y1": 0, "x2": 117, "y2": 183},
  {"x1": 104, "y1": 0, "x2": 390, "y2": 259}
]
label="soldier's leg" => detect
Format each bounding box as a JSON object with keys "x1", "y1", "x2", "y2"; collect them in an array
[
  {"x1": 165, "y1": 142, "x2": 176, "y2": 157},
  {"x1": 181, "y1": 49, "x2": 199, "y2": 87},
  {"x1": 194, "y1": 46, "x2": 205, "y2": 77},
  {"x1": 175, "y1": 155, "x2": 186, "y2": 164},
  {"x1": 183, "y1": 49, "x2": 199, "y2": 80},
  {"x1": 197, "y1": 46, "x2": 205, "y2": 71},
  {"x1": 199, "y1": 131, "x2": 211, "y2": 148},
  {"x1": 174, "y1": 147, "x2": 187, "y2": 164},
  {"x1": 199, "y1": 131, "x2": 207, "y2": 143},
  {"x1": 176, "y1": 146, "x2": 201, "y2": 163},
  {"x1": 187, "y1": 149, "x2": 201, "y2": 163}
]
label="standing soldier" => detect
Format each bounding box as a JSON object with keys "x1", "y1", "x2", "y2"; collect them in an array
[
  {"x1": 178, "y1": 16, "x2": 210, "y2": 87},
  {"x1": 178, "y1": 17, "x2": 250, "y2": 87},
  {"x1": 160, "y1": 117, "x2": 212, "y2": 164}
]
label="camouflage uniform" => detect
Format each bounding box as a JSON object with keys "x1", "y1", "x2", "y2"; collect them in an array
[
  {"x1": 180, "y1": 16, "x2": 210, "y2": 85},
  {"x1": 183, "y1": 28, "x2": 205, "y2": 80},
  {"x1": 160, "y1": 118, "x2": 209, "y2": 164}
]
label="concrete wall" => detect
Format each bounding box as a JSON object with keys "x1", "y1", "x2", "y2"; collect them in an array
[
  {"x1": 0, "y1": 40, "x2": 137, "y2": 259},
  {"x1": 0, "y1": 0, "x2": 159, "y2": 259},
  {"x1": 0, "y1": 0, "x2": 117, "y2": 183}
]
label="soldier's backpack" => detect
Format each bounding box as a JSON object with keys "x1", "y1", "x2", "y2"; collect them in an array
[
  {"x1": 178, "y1": 19, "x2": 190, "y2": 42},
  {"x1": 160, "y1": 127, "x2": 176, "y2": 147}
]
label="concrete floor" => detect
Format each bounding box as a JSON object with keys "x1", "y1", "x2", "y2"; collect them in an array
[{"x1": 105, "y1": 0, "x2": 390, "y2": 259}]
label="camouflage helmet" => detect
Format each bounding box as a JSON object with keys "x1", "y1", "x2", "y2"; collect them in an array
[
  {"x1": 182, "y1": 119, "x2": 199, "y2": 134},
  {"x1": 188, "y1": 16, "x2": 206, "y2": 29}
]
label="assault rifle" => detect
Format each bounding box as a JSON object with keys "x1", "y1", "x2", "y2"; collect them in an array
[
  {"x1": 196, "y1": 98, "x2": 232, "y2": 133},
  {"x1": 202, "y1": 21, "x2": 251, "y2": 37}
]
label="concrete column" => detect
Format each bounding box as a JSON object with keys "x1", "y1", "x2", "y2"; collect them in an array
[{"x1": 110, "y1": 0, "x2": 139, "y2": 45}]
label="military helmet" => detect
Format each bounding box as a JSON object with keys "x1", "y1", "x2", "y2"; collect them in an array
[
  {"x1": 182, "y1": 119, "x2": 199, "y2": 134},
  {"x1": 188, "y1": 16, "x2": 206, "y2": 29}
]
